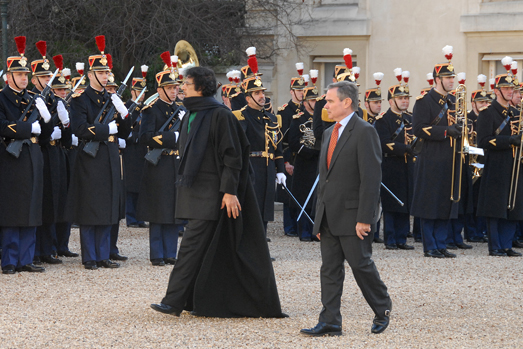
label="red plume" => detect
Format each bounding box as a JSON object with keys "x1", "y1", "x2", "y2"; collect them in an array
[
  {"x1": 35, "y1": 41, "x2": 47, "y2": 58},
  {"x1": 14, "y1": 36, "x2": 26, "y2": 55},
  {"x1": 107, "y1": 54, "x2": 113, "y2": 69},
  {"x1": 160, "y1": 51, "x2": 172, "y2": 68},
  {"x1": 52, "y1": 55, "x2": 64, "y2": 70},
  {"x1": 95, "y1": 35, "x2": 106, "y2": 53},
  {"x1": 247, "y1": 56, "x2": 258, "y2": 75},
  {"x1": 343, "y1": 55, "x2": 353, "y2": 70}
]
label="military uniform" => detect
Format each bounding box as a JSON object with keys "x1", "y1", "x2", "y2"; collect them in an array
[
  {"x1": 477, "y1": 74, "x2": 523, "y2": 256},
  {"x1": 66, "y1": 36, "x2": 131, "y2": 269},
  {"x1": 411, "y1": 61, "x2": 460, "y2": 258},
  {"x1": 374, "y1": 88, "x2": 415, "y2": 249},
  {"x1": 0, "y1": 37, "x2": 50, "y2": 273},
  {"x1": 288, "y1": 86, "x2": 320, "y2": 241},
  {"x1": 137, "y1": 60, "x2": 185, "y2": 265}
]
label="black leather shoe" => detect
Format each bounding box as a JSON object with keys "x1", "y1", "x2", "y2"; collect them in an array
[
  {"x1": 456, "y1": 242, "x2": 473, "y2": 249},
  {"x1": 385, "y1": 244, "x2": 398, "y2": 250},
  {"x1": 2, "y1": 265, "x2": 16, "y2": 274},
  {"x1": 439, "y1": 249, "x2": 456, "y2": 258},
  {"x1": 300, "y1": 322, "x2": 342, "y2": 337},
  {"x1": 512, "y1": 240, "x2": 523, "y2": 248},
  {"x1": 164, "y1": 258, "x2": 177, "y2": 265},
  {"x1": 424, "y1": 249, "x2": 445, "y2": 258},
  {"x1": 150, "y1": 303, "x2": 180, "y2": 316},
  {"x1": 57, "y1": 250, "x2": 79, "y2": 258},
  {"x1": 397, "y1": 243, "x2": 414, "y2": 250},
  {"x1": 414, "y1": 237, "x2": 422, "y2": 242},
  {"x1": 97, "y1": 259, "x2": 120, "y2": 268},
  {"x1": 40, "y1": 255, "x2": 63, "y2": 264},
  {"x1": 489, "y1": 249, "x2": 507, "y2": 257},
  {"x1": 19, "y1": 264, "x2": 45, "y2": 272},
  {"x1": 407, "y1": 232, "x2": 413, "y2": 238},
  {"x1": 505, "y1": 248, "x2": 522, "y2": 257},
  {"x1": 127, "y1": 223, "x2": 140, "y2": 228},
  {"x1": 446, "y1": 243, "x2": 458, "y2": 250},
  {"x1": 84, "y1": 261, "x2": 98, "y2": 270},
  {"x1": 284, "y1": 231, "x2": 298, "y2": 237},
  {"x1": 371, "y1": 311, "x2": 391, "y2": 334},
  {"x1": 33, "y1": 256, "x2": 42, "y2": 265},
  {"x1": 467, "y1": 237, "x2": 484, "y2": 243},
  {"x1": 138, "y1": 222, "x2": 149, "y2": 228},
  {"x1": 151, "y1": 259, "x2": 165, "y2": 266},
  {"x1": 373, "y1": 237, "x2": 384, "y2": 243},
  {"x1": 110, "y1": 253, "x2": 128, "y2": 261}
]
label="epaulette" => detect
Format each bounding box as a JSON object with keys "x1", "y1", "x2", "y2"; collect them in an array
[
  {"x1": 321, "y1": 108, "x2": 330, "y2": 122},
  {"x1": 479, "y1": 105, "x2": 488, "y2": 112},
  {"x1": 71, "y1": 92, "x2": 82, "y2": 98},
  {"x1": 28, "y1": 90, "x2": 36, "y2": 95},
  {"x1": 276, "y1": 114, "x2": 282, "y2": 127},
  {"x1": 293, "y1": 111, "x2": 304, "y2": 119},
  {"x1": 416, "y1": 93, "x2": 426, "y2": 101},
  {"x1": 141, "y1": 101, "x2": 155, "y2": 111},
  {"x1": 278, "y1": 103, "x2": 288, "y2": 112},
  {"x1": 316, "y1": 94, "x2": 326, "y2": 102},
  {"x1": 175, "y1": 101, "x2": 183, "y2": 106},
  {"x1": 375, "y1": 112, "x2": 385, "y2": 120},
  {"x1": 404, "y1": 110, "x2": 413, "y2": 116},
  {"x1": 232, "y1": 109, "x2": 245, "y2": 121}
]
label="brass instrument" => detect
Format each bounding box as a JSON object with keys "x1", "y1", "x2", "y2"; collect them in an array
[
  {"x1": 450, "y1": 84, "x2": 469, "y2": 202},
  {"x1": 507, "y1": 99, "x2": 523, "y2": 210},
  {"x1": 299, "y1": 119, "x2": 316, "y2": 148},
  {"x1": 144, "y1": 40, "x2": 200, "y2": 107}
]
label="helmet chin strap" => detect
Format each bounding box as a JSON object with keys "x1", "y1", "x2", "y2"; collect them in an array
[
  {"x1": 161, "y1": 86, "x2": 173, "y2": 103},
  {"x1": 36, "y1": 76, "x2": 46, "y2": 91},
  {"x1": 439, "y1": 76, "x2": 450, "y2": 94},
  {"x1": 249, "y1": 93, "x2": 265, "y2": 110},
  {"x1": 93, "y1": 71, "x2": 106, "y2": 92},
  {"x1": 10, "y1": 73, "x2": 22, "y2": 91},
  {"x1": 497, "y1": 88, "x2": 510, "y2": 104}
]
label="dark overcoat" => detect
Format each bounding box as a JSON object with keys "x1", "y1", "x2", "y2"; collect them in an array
[{"x1": 122, "y1": 99, "x2": 147, "y2": 193}]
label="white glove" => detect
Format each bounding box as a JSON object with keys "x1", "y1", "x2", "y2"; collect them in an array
[
  {"x1": 178, "y1": 110, "x2": 186, "y2": 121},
  {"x1": 50, "y1": 126, "x2": 62, "y2": 140},
  {"x1": 31, "y1": 121, "x2": 41, "y2": 135},
  {"x1": 118, "y1": 138, "x2": 126, "y2": 149},
  {"x1": 108, "y1": 120, "x2": 118, "y2": 134},
  {"x1": 174, "y1": 131, "x2": 179, "y2": 142},
  {"x1": 276, "y1": 172, "x2": 287, "y2": 187},
  {"x1": 57, "y1": 101, "x2": 70, "y2": 126},
  {"x1": 71, "y1": 134, "x2": 79, "y2": 146},
  {"x1": 111, "y1": 94, "x2": 128, "y2": 118},
  {"x1": 35, "y1": 98, "x2": 51, "y2": 123}
]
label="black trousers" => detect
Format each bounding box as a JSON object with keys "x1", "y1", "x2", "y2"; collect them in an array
[
  {"x1": 161, "y1": 219, "x2": 217, "y2": 312},
  {"x1": 319, "y1": 218, "x2": 391, "y2": 326}
]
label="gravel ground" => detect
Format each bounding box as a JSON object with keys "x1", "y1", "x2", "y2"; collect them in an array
[{"x1": 1, "y1": 212, "x2": 523, "y2": 348}]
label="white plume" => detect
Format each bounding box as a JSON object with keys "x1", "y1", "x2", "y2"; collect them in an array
[
  {"x1": 343, "y1": 48, "x2": 352, "y2": 56},
  {"x1": 442, "y1": 45, "x2": 453, "y2": 55},
  {"x1": 309, "y1": 69, "x2": 319, "y2": 78},
  {"x1": 373, "y1": 72, "x2": 384, "y2": 81},
  {"x1": 393, "y1": 67, "x2": 402, "y2": 77},
  {"x1": 477, "y1": 74, "x2": 487, "y2": 83},
  {"x1": 501, "y1": 56, "x2": 513, "y2": 67},
  {"x1": 246, "y1": 47, "x2": 256, "y2": 56},
  {"x1": 352, "y1": 66, "x2": 360, "y2": 75}
]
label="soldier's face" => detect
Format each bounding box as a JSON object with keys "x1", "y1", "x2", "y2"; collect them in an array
[
  {"x1": 394, "y1": 96, "x2": 409, "y2": 111},
  {"x1": 106, "y1": 86, "x2": 117, "y2": 94},
  {"x1": 7, "y1": 72, "x2": 29, "y2": 90},
  {"x1": 291, "y1": 89, "x2": 303, "y2": 103},
  {"x1": 247, "y1": 90, "x2": 266, "y2": 109},
  {"x1": 498, "y1": 86, "x2": 514, "y2": 101},
  {"x1": 89, "y1": 71, "x2": 109, "y2": 89},
  {"x1": 222, "y1": 96, "x2": 232, "y2": 109},
  {"x1": 159, "y1": 84, "x2": 178, "y2": 102},
  {"x1": 31, "y1": 75, "x2": 51, "y2": 91},
  {"x1": 473, "y1": 100, "x2": 488, "y2": 113},
  {"x1": 511, "y1": 89, "x2": 522, "y2": 105},
  {"x1": 366, "y1": 100, "x2": 381, "y2": 115},
  {"x1": 53, "y1": 88, "x2": 67, "y2": 99},
  {"x1": 439, "y1": 76, "x2": 454, "y2": 92}
]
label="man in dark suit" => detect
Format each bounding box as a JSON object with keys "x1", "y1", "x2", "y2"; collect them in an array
[{"x1": 301, "y1": 81, "x2": 392, "y2": 336}]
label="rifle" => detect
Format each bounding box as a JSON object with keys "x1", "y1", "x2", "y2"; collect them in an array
[
  {"x1": 83, "y1": 66, "x2": 134, "y2": 158},
  {"x1": 144, "y1": 105, "x2": 186, "y2": 166},
  {"x1": 65, "y1": 75, "x2": 85, "y2": 103},
  {"x1": 6, "y1": 69, "x2": 60, "y2": 158}
]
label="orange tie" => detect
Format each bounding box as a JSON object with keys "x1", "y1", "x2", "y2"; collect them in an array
[{"x1": 327, "y1": 123, "x2": 342, "y2": 169}]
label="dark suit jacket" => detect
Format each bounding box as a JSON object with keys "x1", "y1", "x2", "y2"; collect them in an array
[{"x1": 313, "y1": 113, "x2": 382, "y2": 236}]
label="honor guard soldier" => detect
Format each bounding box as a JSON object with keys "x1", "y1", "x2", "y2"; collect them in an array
[
  {"x1": 365, "y1": 73, "x2": 384, "y2": 125},
  {"x1": 67, "y1": 35, "x2": 132, "y2": 270},
  {"x1": 233, "y1": 47, "x2": 285, "y2": 234},
  {"x1": 137, "y1": 52, "x2": 185, "y2": 266},
  {"x1": 71, "y1": 62, "x2": 88, "y2": 94},
  {"x1": 477, "y1": 59, "x2": 523, "y2": 257},
  {"x1": 0, "y1": 36, "x2": 52, "y2": 274},
  {"x1": 275, "y1": 65, "x2": 307, "y2": 238},
  {"x1": 124, "y1": 65, "x2": 148, "y2": 228},
  {"x1": 221, "y1": 83, "x2": 233, "y2": 109},
  {"x1": 374, "y1": 71, "x2": 416, "y2": 250},
  {"x1": 464, "y1": 75, "x2": 491, "y2": 243},
  {"x1": 223, "y1": 70, "x2": 242, "y2": 110},
  {"x1": 411, "y1": 45, "x2": 461, "y2": 258},
  {"x1": 30, "y1": 44, "x2": 72, "y2": 266},
  {"x1": 230, "y1": 60, "x2": 273, "y2": 113},
  {"x1": 288, "y1": 78, "x2": 320, "y2": 241}
]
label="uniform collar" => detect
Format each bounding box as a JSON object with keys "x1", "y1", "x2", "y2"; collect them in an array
[
  {"x1": 492, "y1": 99, "x2": 510, "y2": 117},
  {"x1": 85, "y1": 85, "x2": 107, "y2": 107},
  {"x1": 4, "y1": 86, "x2": 29, "y2": 107}
]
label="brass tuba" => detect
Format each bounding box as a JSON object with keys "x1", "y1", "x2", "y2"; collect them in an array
[
  {"x1": 144, "y1": 40, "x2": 200, "y2": 107},
  {"x1": 450, "y1": 84, "x2": 469, "y2": 202},
  {"x1": 508, "y1": 99, "x2": 523, "y2": 210}
]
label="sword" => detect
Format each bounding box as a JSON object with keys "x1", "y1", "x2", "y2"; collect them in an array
[
  {"x1": 297, "y1": 175, "x2": 319, "y2": 221},
  {"x1": 381, "y1": 182, "x2": 404, "y2": 206},
  {"x1": 281, "y1": 184, "x2": 314, "y2": 225}
]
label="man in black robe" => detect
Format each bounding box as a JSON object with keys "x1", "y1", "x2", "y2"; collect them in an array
[{"x1": 150, "y1": 66, "x2": 285, "y2": 318}]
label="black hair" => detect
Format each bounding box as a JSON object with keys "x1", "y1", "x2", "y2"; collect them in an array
[{"x1": 186, "y1": 66, "x2": 218, "y2": 97}]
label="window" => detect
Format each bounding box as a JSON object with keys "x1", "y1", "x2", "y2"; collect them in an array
[{"x1": 312, "y1": 56, "x2": 358, "y2": 92}]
